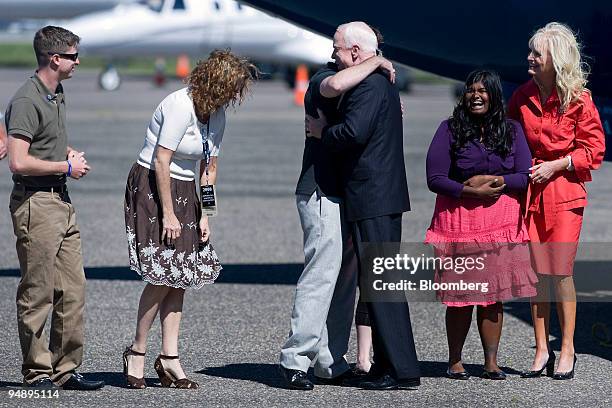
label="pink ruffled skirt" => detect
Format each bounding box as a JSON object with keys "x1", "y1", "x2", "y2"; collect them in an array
[{"x1": 424, "y1": 193, "x2": 537, "y2": 306}]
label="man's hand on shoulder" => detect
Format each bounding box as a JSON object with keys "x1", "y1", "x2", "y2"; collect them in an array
[
  {"x1": 320, "y1": 56, "x2": 396, "y2": 98},
  {"x1": 375, "y1": 56, "x2": 396, "y2": 84}
]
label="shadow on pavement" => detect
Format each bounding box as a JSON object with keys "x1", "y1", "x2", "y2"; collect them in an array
[
  {"x1": 0, "y1": 381, "x2": 23, "y2": 387},
  {"x1": 0, "y1": 264, "x2": 303, "y2": 285},
  {"x1": 504, "y1": 302, "x2": 612, "y2": 362},
  {"x1": 199, "y1": 361, "x2": 522, "y2": 385},
  {"x1": 80, "y1": 373, "x2": 160, "y2": 388},
  {"x1": 417, "y1": 361, "x2": 520, "y2": 378},
  {"x1": 198, "y1": 363, "x2": 285, "y2": 388}
]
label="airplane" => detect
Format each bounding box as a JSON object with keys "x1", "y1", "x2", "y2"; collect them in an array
[
  {"x1": 63, "y1": 0, "x2": 413, "y2": 92},
  {"x1": 0, "y1": 0, "x2": 136, "y2": 19},
  {"x1": 242, "y1": 0, "x2": 612, "y2": 159}
]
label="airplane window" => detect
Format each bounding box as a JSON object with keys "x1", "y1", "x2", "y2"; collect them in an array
[
  {"x1": 173, "y1": 0, "x2": 185, "y2": 10},
  {"x1": 214, "y1": 1, "x2": 221, "y2": 10},
  {"x1": 237, "y1": 2, "x2": 243, "y2": 10},
  {"x1": 138, "y1": 0, "x2": 164, "y2": 12}
]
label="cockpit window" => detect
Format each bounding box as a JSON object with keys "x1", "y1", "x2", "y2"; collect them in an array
[
  {"x1": 138, "y1": 0, "x2": 164, "y2": 12},
  {"x1": 214, "y1": 1, "x2": 221, "y2": 10},
  {"x1": 173, "y1": 0, "x2": 185, "y2": 10}
]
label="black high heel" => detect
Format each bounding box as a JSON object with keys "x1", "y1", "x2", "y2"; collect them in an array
[
  {"x1": 553, "y1": 355, "x2": 577, "y2": 380},
  {"x1": 520, "y1": 352, "x2": 556, "y2": 378}
]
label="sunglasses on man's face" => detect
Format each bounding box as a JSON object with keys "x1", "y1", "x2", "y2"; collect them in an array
[{"x1": 47, "y1": 52, "x2": 79, "y2": 61}]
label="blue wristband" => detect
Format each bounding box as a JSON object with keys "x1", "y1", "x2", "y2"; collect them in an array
[{"x1": 66, "y1": 160, "x2": 72, "y2": 177}]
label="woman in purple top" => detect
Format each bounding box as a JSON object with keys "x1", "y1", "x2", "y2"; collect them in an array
[{"x1": 425, "y1": 70, "x2": 538, "y2": 380}]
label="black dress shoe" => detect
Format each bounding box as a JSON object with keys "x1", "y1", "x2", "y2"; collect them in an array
[
  {"x1": 520, "y1": 352, "x2": 556, "y2": 378},
  {"x1": 480, "y1": 370, "x2": 507, "y2": 380},
  {"x1": 553, "y1": 355, "x2": 577, "y2": 380},
  {"x1": 25, "y1": 378, "x2": 58, "y2": 389},
  {"x1": 278, "y1": 365, "x2": 314, "y2": 390},
  {"x1": 359, "y1": 374, "x2": 420, "y2": 390},
  {"x1": 446, "y1": 368, "x2": 471, "y2": 380},
  {"x1": 315, "y1": 369, "x2": 364, "y2": 387},
  {"x1": 61, "y1": 373, "x2": 105, "y2": 390}
]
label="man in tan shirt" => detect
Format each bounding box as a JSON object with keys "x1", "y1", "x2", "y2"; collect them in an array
[{"x1": 5, "y1": 25, "x2": 103, "y2": 390}]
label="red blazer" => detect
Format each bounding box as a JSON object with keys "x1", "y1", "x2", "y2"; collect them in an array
[{"x1": 508, "y1": 80, "x2": 605, "y2": 225}]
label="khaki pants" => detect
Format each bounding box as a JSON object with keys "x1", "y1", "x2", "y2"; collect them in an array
[{"x1": 10, "y1": 188, "x2": 85, "y2": 386}]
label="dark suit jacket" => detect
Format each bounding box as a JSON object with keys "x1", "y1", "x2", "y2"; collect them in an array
[
  {"x1": 295, "y1": 63, "x2": 343, "y2": 197},
  {"x1": 321, "y1": 71, "x2": 410, "y2": 222}
]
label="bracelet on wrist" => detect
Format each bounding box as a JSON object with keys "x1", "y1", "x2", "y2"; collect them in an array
[{"x1": 66, "y1": 160, "x2": 72, "y2": 177}]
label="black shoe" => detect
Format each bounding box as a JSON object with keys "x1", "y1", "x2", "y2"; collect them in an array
[
  {"x1": 315, "y1": 369, "x2": 364, "y2": 387},
  {"x1": 359, "y1": 374, "x2": 420, "y2": 390},
  {"x1": 480, "y1": 370, "x2": 507, "y2": 380},
  {"x1": 553, "y1": 355, "x2": 577, "y2": 380},
  {"x1": 61, "y1": 373, "x2": 105, "y2": 390},
  {"x1": 25, "y1": 378, "x2": 58, "y2": 389},
  {"x1": 520, "y1": 352, "x2": 556, "y2": 378},
  {"x1": 446, "y1": 368, "x2": 470, "y2": 380},
  {"x1": 278, "y1": 365, "x2": 314, "y2": 390}
]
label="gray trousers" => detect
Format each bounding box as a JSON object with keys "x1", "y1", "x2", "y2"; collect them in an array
[{"x1": 280, "y1": 189, "x2": 357, "y2": 378}]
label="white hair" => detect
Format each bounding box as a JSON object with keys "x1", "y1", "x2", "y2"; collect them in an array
[
  {"x1": 529, "y1": 22, "x2": 589, "y2": 110},
  {"x1": 337, "y1": 21, "x2": 377, "y2": 54}
]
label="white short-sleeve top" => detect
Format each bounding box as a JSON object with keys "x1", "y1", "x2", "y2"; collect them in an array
[{"x1": 137, "y1": 87, "x2": 225, "y2": 181}]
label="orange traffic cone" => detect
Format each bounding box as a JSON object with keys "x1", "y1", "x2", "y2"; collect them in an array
[
  {"x1": 294, "y1": 64, "x2": 309, "y2": 106},
  {"x1": 176, "y1": 54, "x2": 191, "y2": 79}
]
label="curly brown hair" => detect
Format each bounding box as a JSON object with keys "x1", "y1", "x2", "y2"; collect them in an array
[{"x1": 186, "y1": 49, "x2": 258, "y2": 122}]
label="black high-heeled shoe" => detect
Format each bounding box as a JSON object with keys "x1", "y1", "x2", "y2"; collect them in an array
[
  {"x1": 520, "y1": 352, "x2": 556, "y2": 378},
  {"x1": 553, "y1": 355, "x2": 577, "y2": 380}
]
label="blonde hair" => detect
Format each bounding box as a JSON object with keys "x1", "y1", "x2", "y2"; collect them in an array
[
  {"x1": 186, "y1": 49, "x2": 258, "y2": 122},
  {"x1": 529, "y1": 22, "x2": 589, "y2": 111}
]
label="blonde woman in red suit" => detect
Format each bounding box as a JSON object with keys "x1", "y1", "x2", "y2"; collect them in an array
[{"x1": 508, "y1": 22, "x2": 605, "y2": 380}]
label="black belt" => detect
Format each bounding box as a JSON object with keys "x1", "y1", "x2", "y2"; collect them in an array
[{"x1": 14, "y1": 184, "x2": 68, "y2": 193}]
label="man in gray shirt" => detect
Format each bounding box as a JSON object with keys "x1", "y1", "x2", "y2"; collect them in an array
[{"x1": 5, "y1": 25, "x2": 103, "y2": 390}]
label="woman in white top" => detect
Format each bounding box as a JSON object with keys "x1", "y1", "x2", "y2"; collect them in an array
[{"x1": 122, "y1": 50, "x2": 257, "y2": 389}]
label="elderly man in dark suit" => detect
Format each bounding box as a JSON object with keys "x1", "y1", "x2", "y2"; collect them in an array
[{"x1": 307, "y1": 21, "x2": 420, "y2": 390}]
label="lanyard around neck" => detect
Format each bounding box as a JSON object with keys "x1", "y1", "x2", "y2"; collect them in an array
[{"x1": 202, "y1": 121, "x2": 211, "y2": 185}]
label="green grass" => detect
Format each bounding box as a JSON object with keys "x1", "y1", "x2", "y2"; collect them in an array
[
  {"x1": 0, "y1": 42, "x2": 179, "y2": 75},
  {"x1": 410, "y1": 67, "x2": 458, "y2": 84},
  {"x1": 0, "y1": 42, "x2": 454, "y2": 84}
]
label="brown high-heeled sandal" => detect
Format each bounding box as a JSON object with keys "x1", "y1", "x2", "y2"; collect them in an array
[
  {"x1": 154, "y1": 355, "x2": 199, "y2": 389},
  {"x1": 122, "y1": 345, "x2": 147, "y2": 389}
]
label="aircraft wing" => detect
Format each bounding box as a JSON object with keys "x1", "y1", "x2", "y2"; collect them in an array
[{"x1": 244, "y1": 0, "x2": 612, "y2": 156}]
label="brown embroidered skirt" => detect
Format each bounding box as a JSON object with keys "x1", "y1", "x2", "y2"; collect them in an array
[{"x1": 124, "y1": 163, "x2": 221, "y2": 289}]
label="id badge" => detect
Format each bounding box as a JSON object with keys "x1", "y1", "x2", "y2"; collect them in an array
[{"x1": 201, "y1": 184, "x2": 217, "y2": 217}]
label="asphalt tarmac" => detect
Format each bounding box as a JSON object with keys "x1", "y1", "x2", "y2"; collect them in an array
[{"x1": 0, "y1": 69, "x2": 611, "y2": 407}]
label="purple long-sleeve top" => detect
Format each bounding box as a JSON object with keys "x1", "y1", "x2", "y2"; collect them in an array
[{"x1": 426, "y1": 119, "x2": 532, "y2": 198}]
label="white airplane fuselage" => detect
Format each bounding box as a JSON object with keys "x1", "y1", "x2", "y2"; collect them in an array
[
  {"x1": 65, "y1": 0, "x2": 333, "y2": 66},
  {"x1": 0, "y1": 0, "x2": 135, "y2": 19}
]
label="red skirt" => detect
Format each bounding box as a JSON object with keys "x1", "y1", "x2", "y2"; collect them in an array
[
  {"x1": 526, "y1": 207, "x2": 583, "y2": 276},
  {"x1": 425, "y1": 193, "x2": 537, "y2": 306}
]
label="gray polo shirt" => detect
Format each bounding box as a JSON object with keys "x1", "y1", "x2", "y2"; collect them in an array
[{"x1": 5, "y1": 75, "x2": 68, "y2": 187}]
